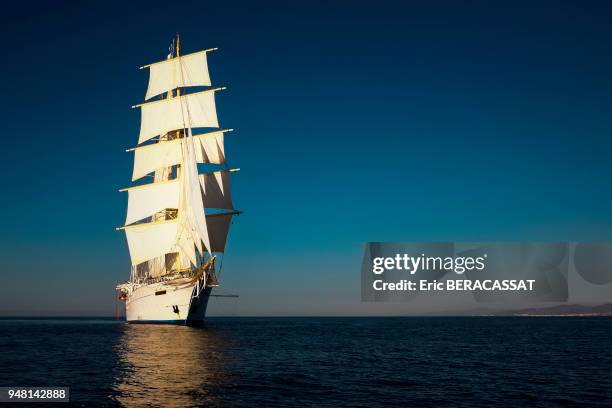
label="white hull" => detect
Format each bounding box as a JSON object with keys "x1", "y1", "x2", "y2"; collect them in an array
[{"x1": 124, "y1": 279, "x2": 211, "y2": 324}]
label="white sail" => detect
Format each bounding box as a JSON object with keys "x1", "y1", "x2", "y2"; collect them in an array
[
  {"x1": 131, "y1": 131, "x2": 227, "y2": 181},
  {"x1": 196, "y1": 131, "x2": 226, "y2": 165},
  {"x1": 137, "y1": 89, "x2": 221, "y2": 144},
  {"x1": 206, "y1": 213, "x2": 234, "y2": 252},
  {"x1": 175, "y1": 229, "x2": 198, "y2": 267},
  {"x1": 124, "y1": 180, "x2": 180, "y2": 225},
  {"x1": 176, "y1": 130, "x2": 212, "y2": 256},
  {"x1": 199, "y1": 170, "x2": 233, "y2": 210},
  {"x1": 144, "y1": 50, "x2": 213, "y2": 100},
  {"x1": 124, "y1": 220, "x2": 179, "y2": 265},
  {"x1": 132, "y1": 255, "x2": 171, "y2": 280}
]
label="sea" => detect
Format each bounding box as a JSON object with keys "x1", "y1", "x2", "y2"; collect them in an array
[{"x1": 0, "y1": 317, "x2": 611, "y2": 407}]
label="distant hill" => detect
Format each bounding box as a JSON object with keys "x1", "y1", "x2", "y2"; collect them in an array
[{"x1": 495, "y1": 303, "x2": 612, "y2": 316}]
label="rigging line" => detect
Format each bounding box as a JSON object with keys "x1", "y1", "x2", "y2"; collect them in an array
[
  {"x1": 168, "y1": 43, "x2": 194, "y2": 265},
  {"x1": 218, "y1": 252, "x2": 225, "y2": 277},
  {"x1": 176, "y1": 42, "x2": 209, "y2": 263},
  {"x1": 216, "y1": 217, "x2": 236, "y2": 278}
]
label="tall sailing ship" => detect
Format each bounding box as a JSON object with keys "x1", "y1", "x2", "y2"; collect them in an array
[{"x1": 116, "y1": 36, "x2": 239, "y2": 324}]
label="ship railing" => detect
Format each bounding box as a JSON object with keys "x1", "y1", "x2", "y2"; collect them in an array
[{"x1": 131, "y1": 268, "x2": 198, "y2": 286}]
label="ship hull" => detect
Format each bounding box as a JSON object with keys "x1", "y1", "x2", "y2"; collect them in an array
[{"x1": 124, "y1": 280, "x2": 211, "y2": 325}]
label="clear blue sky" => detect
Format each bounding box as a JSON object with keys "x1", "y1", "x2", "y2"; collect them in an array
[{"x1": 1, "y1": 1, "x2": 611, "y2": 315}]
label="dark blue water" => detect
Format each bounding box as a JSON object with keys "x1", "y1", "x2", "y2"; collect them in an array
[{"x1": 0, "y1": 317, "x2": 611, "y2": 407}]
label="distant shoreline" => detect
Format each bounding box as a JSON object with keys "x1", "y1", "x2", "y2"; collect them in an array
[{"x1": 492, "y1": 303, "x2": 612, "y2": 317}]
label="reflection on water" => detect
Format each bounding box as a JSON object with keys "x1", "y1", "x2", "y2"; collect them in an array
[
  {"x1": 2, "y1": 318, "x2": 612, "y2": 406},
  {"x1": 112, "y1": 324, "x2": 230, "y2": 407}
]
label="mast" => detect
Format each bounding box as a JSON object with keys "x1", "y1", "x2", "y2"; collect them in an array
[
  {"x1": 119, "y1": 37, "x2": 238, "y2": 283},
  {"x1": 175, "y1": 34, "x2": 181, "y2": 97}
]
